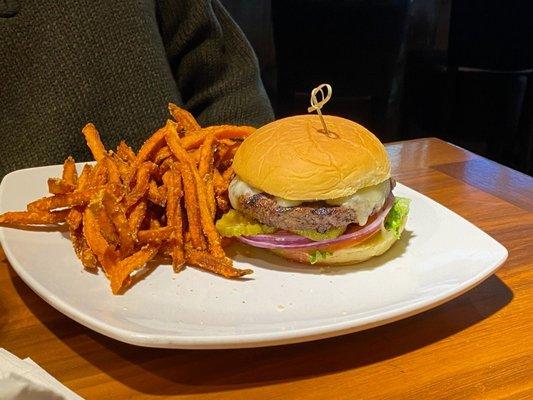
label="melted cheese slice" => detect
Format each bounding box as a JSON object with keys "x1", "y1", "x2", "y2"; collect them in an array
[
  {"x1": 228, "y1": 176, "x2": 390, "y2": 225},
  {"x1": 325, "y1": 179, "x2": 390, "y2": 225},
  {"x1": 228, "y1": 176, "x2": 262, "y2": 210}
]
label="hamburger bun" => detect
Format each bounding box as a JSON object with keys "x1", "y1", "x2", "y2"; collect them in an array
[{"x1": 232, "y1": 115, "x2": 391, "y2": 200}]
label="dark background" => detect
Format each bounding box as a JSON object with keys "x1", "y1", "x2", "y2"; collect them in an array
[{"x1": 220, "y1": 0, "x2": 533, "y2": 175}]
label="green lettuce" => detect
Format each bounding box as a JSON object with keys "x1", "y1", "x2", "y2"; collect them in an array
[
  {"x1": 308, "y1": 250, "x2": 333, "y2": 264},
  {"x1": 384, "y1": 197, "x2": 410, "y2": 239}
]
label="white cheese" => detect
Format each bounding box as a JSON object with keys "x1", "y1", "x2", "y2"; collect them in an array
[
  {"x1": 325, "y1": 179, "x2": 390, "y2": 225},
  {"x1": 228, "y1": 176, "x2": 262, "y2": 210},
  {"x1": 228, "y1": 176, "x2": 303, "y2": 208},
  {"x1": 273, "y1": 197, "x2": 303, "y2": 207}
]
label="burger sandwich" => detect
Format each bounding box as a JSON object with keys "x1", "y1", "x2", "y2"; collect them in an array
[{"x1": 216, "y1": 114, "x2": 409, "y2": 265}]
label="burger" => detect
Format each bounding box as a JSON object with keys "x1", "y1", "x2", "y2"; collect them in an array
[{"x1": 215, "y1": 115, "x2": 409, "y2": 265}]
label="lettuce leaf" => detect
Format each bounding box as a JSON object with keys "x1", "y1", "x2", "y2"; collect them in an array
[
  {"x1": 216, "y1": 210, "x2": 276, "y2": 237},
  {"x1": 308, "y1": 250, "x2": 333, "y2": 264},
  {"x1": 384, "y1": 197, "x2": 410, "y2": 239}
]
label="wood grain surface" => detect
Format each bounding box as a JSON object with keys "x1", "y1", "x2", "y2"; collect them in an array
[{"x1": 1, "y1": 138, "x2": 532, "y2": 399}]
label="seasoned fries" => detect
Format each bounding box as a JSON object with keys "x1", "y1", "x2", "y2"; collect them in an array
[
  {"x1": 162, "y1": 167, "x2": 185, "y2": 271},
  {"x1": 0, "y1": 104, "x2": 254, "y2": 293},
  {"x1": 47, "y1": 178, "x2": 76, "y2": 195},
  {"x1": 0, "y1": 210, "x2": 69, "y2": 225},
  {"x1": 62, "y1": 156, "x2": 78, "y2": 186},
  {"x1": 82, "y1": 123, "x2": 107, "y2": 161},
  {"x1": 168, "y1": 103, "x2": 201, "y2": 133}
]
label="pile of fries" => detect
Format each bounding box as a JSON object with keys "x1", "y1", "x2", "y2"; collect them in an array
[{"x1": 0, "y1": 104, "x2": 254, "y2": 293}]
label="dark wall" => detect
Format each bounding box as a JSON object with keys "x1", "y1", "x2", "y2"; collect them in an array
[{"x1": 221, "y1": 0, "x2": 533, "y2": 174}]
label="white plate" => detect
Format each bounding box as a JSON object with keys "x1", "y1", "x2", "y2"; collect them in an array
[{"x1": 0, "y1": 165, "x2": 507, "y2": 349}]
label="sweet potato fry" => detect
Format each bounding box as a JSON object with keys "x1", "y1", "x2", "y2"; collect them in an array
[
  {"x1": 191, "y1": 167, "x2": 225, "y2": 258},
  {"x1": 82, "y1": 123, "x2": 107, "y2": 161},
  {"x1": 213, "y1": 170, "x2": 225, "y2": 194},
  {"x1": 162, "y1": 171, "x2": 182, "y2": 220},
  {"x1": 218, "y1": 138, "x2": 237, "y2": 146},
  {"x1": 76, "y1": 165, "x2": 93, "y2": 190},
  {"x1": 65, "y1": 166, "x2": 90, "y2": 231},
  {"x1": 215, "y1": 193, "x2": 230, "y2": 214},
  {"x1": 124, "y1": 162, "x2": 157, "y2": 209},
  {"x1": 102, "y1": 189, "x2": 135, "y2": 256},
  {"x1": 153, "y1": 145, "x2": 172, "y2": 164},
  {"x1": 110, "y1": 243, "x2": 159, "y2": 294},
  {"x1": 198, "y1": 133, "x2": 216, "y2": 178},
  {"x1": 90, "y1": 159, "x2": 109, "y2": 188},
  {"x1": 82, "y1": 208, "x2": 115, "y2": 275},
  {"x1": 205, "y1": 174, "x2": 216, "y2": 220},
  {"x1": 222, "y1": 165, "x2": 234, "y2": 185},
  {"x1": 137, "y1": 226, "x2": 174, "y2": 244},
  {"x1": 116, "y1": 140, "x2": 136, "y2": 163},
  {"x1": 213, "y1": 169, "x2": 231, "y2": 212},
  {"x1": 209, "y1": 125, "x2": 255, "y2": 140},
  {"x1": 198, "y1": 134, "x2": 216, "y2": 220},
  {"x1": 80, "y1": 245, "x2": 98, "y2": 269},
  {"x1": 178, "y1": 163, "x2": 204, "y2": 250},
  {"x1": 214, "y1": 144, "x2": 230, "y2": 169},
  {"x1": 27, "y1": 187, "x2": 100, "y2": 211},
  {"x1": 0, "y1": 210, "x2": 69, "y2": 225},
  {"x1": 158, "y1": 185, "x2": 168, "y2": 205},
  {"x1": 168, "y1": 103, "x2": 201, "y2": 132},
  {"x1": 62, "y1": 156, "x2": 78, "y2": 186},
  {"x1": 147, "y1": 180, "x2": 166, "y2": 206},
  {"x1": 98, "y1": 210, "x2": 119, "y2": 245},
  {"x1": 88, "y1": 189, "x2": 119, "y2": 245},
  {"x1": 186, "y1": 249, "x2": 252, "y2": 278},
  {"x1": 127, "y1": 200, "x2": 147, "y2": 238},
  {"x1": 158, "y1": 156, "x2": 174, "y2": 176},
  {"x1": 190, "y1": 148, "x2": 201, "y2": 165},
  {"x1": 112, "y1": 153, "x2": 130, "y2": 182},
  {"x1": 217, "y1": 144, "x2": 239, "y2": 170},
  {"x1": 70, "y1": 225, "x2": 97, "y2": 269},
  {"x1": 127, "y1": 126, "x2": 167, "y2": 185},
  {"x1": 66, "y1": 207, "x2": 83, "y2": 230},
  {"x1": 181, "y1": 125, "x2": 255, "y2": 150},
  {"x1": 164, "y1": 120, "x2": 193, "y2": 163},
  {"x1": 104, "y1": 156, "x2": 121, "y2": 184},
  {"x1": 165, "y1": 122, "x2": 204, "y2": 250},
  {"x1": 47, "y1": 178, "x2": 76, "y2": 195},
  {"x1": 163, "y1": 168, "x2": 185, "y2": 270}
]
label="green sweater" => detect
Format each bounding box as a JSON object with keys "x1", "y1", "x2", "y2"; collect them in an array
[{"x1": 0, "y1": 0, "x2": 274, "y2": 178}]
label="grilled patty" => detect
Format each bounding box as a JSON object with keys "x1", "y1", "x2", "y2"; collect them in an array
[{"x1": 237, "y1": 194, "x2": 360, "y2": 233}]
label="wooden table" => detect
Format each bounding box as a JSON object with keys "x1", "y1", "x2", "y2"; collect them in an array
[{"x1": 1, "y1": 138, "x2": 532, "y2": 399}]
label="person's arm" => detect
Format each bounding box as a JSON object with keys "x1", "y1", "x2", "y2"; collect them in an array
[{"x1": 157, "y1": 0, "x2": 274, "y2": 127}]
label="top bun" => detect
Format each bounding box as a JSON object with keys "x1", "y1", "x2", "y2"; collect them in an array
[{"x1": 233, "y1": 115, "x2": 391, "y2": 200}]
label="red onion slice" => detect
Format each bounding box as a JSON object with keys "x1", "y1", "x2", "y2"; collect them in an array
[
  {"x1": 237, "y1": 195, "x2": 394, "y2": 250},
  {"x1": 243, "y1": 231, "x2": 310, "y2": 244}
]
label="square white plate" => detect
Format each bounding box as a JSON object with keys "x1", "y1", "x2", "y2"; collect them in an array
[{"x1": 0, "y1": 165, "x2": 508, "y2": 349}]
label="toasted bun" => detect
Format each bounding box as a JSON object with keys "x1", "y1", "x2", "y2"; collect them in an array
[
  {"x1": 233, "y1": 115, "x2": 390, "y2": 200},
  {"x1": 270, "y1": 215, "x2": 407, "y2": 265}
]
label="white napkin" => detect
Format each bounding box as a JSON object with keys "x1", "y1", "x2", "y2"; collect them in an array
[{"x1": 0, "y1": 348, "x2": 83, "y2": 400}]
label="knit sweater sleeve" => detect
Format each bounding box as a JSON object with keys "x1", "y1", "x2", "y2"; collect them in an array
[{"x1": 156, "y1": 0, "x2": 274, "y2": 127}]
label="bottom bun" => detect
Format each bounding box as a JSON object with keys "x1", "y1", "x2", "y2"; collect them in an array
[{"x1": 270, "y1": 216, "x2": 408, "y2": 265}]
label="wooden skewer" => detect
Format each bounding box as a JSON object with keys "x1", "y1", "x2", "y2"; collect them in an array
[{"x1": 307, "y1": 83, "x2": 336, "y2": 138}]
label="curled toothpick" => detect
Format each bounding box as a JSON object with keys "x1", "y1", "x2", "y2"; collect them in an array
[{"x1": 307, "y1": 83, "x2": 336, "y2": 138}]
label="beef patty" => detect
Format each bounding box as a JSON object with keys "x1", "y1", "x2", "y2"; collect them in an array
[{"x1": 237, "y1": 194, "x2": 361, "y2": 233}]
